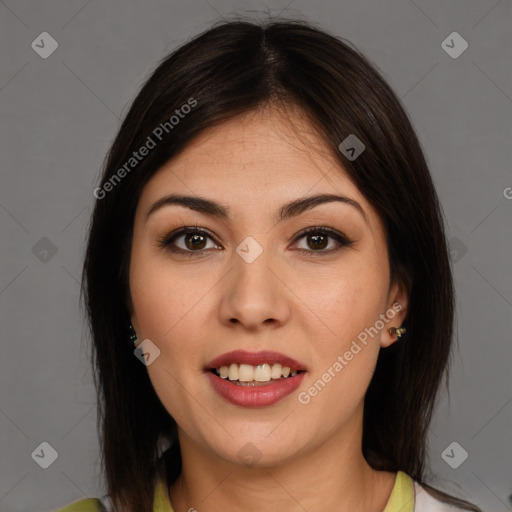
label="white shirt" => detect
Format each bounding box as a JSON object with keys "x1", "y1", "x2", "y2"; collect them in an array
[{"x1": 414, "y1": 482, "x2": 470, "y2": 511}]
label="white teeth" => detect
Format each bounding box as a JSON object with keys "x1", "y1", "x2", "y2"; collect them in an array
[
  {"x1": 254, "y1": 363, "x2": 271, "y2": 382},
  {"x1": 238, "y1": 364, "x2": 254, "y2": 382},
  {"x1": 270, "y1": 363, "x2": 282, "y2": 379},
  {"x1": 215, "y1": 363, "x2": 299, "y2": 382},
  {"x1": 228, "y1": 363, "x2": 238, "y2": 381}
]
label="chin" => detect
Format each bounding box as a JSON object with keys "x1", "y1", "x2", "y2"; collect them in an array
[{"x1": 203, "y1": 432, "x2": 306, "y2": 470}]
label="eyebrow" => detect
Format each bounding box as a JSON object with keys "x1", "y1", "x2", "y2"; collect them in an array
[{"x1": 145, "y1": 193, "x2": 368, "y2": 224}]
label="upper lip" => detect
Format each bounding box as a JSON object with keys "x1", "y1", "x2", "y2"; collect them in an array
[{"x1": 206, "y1": 350, "x2": 307, "y2": 372}]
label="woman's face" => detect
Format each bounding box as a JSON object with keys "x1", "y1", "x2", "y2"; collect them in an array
[{"x1": 129, "y1": 105, "x2": 407, "y2": 467}]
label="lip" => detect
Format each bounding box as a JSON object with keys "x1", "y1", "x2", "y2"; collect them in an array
[
  {"x1": 205, "y1": 350, "x2": 307, "y2": 372},
  {"x1": 206, "y1": 370, "x2": 306, "y2": 407}
]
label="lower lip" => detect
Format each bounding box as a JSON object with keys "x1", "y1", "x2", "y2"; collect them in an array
[{"x1": 206, "y1": 371, "x2": 306, "y2": 407}]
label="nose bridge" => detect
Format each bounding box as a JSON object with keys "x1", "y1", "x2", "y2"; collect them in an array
[
  {"x1": 232, "y1": 235, "x2": 275, "y2": 299},
  {"x1": 220, "y1": 234, "x2": 288, "y2": 327}
]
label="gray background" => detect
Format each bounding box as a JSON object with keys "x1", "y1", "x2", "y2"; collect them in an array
[{"x1": 0, "y1": 1, "x2": 511, "y2": 511}]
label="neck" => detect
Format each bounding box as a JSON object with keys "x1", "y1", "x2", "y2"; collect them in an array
[{"x1": 168, "y1": 407, "x2": 396, "y2": 512}]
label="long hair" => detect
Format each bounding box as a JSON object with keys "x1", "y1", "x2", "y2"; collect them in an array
[{"x1": 81, "y1": 17, "x2": 481, "y2": 512}]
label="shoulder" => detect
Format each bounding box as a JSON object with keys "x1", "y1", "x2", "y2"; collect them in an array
[
  {"x1": 54, "y1": 497, "x2": 106, "y2": 512},
  {"x1": 413, "y1": 481, "x2": 468, "y2": 511}
]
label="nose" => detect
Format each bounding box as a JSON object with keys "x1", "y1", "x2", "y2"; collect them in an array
[{"x1": 218, "y1": 242, "x2": 291, "y2": 330}]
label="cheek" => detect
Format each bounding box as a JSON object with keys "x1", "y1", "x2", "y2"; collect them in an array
[
  {"x1": 129, "y1": 241, "x2": 207, "y2": 340},
  {"x1": 129, "y1": 251, "x2": 212, "y2": 427},
  {"x1": 304, "y1": 261, "x2": 389, "y2": 344},
  {"x1": 297, "y1": 286, "x2": 384, "y2": 420},
  {"x1": 298, "y1": 261, "x2": 389, "y2": 402}
]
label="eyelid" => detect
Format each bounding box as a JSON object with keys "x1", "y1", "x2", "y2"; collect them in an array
[
  {"x1": 156, "y1": 225, "x2": 220, "y2": 252},
  {"x1": 292, "y1": 226, "x2": 353, "y2": 245}
]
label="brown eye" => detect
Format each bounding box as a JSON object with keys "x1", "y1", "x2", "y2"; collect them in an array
[
  {"x1": 306, "y1": 233, "x2": 329, "y2": 251},
  {"x1": 157, "y1": 227, "x2": 220, "y2": 255},
  {"x1": 293, "y1": 226, "x2": 354, "y2": 256},
  {"x1": 183, "y1": 232, "x2": 208, "y2": 250}
]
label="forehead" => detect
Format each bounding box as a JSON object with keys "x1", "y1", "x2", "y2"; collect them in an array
[{"x1": 137, "y1": 105, "x2": 377, "y2": 230}]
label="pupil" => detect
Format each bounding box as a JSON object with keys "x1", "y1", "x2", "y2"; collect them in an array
[
  {"x1": 309, "y1": 234, "x2": 327, "y2": 250},
  {"x1": 186, "y1": 233, "x2": 206, "y2": 250}
]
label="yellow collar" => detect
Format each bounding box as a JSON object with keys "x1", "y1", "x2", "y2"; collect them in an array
[
  {"x1": 154, "y1": 470, "x2": 415, "y2": 512},
  {"x1": 153, "y1": 476, "x2": 173, "y2": 512},
  {"x1": 383, "y1": 471, "x2": 415, "y2": 512}
]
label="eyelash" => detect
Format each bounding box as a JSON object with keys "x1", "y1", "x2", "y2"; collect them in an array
[{"x1": 156, "y1": 224, "x2": 355, "y2": 258}]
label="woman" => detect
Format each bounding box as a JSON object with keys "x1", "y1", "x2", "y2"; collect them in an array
[{"x1": 57, "y1": 17, "x2": 482, "y2": 512}]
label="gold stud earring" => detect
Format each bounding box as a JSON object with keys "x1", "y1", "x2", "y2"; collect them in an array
[{"x1": 388, "y1": 326, "x2": 406, "y2": 340}]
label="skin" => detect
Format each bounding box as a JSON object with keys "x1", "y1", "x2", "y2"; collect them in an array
[{"x1": 129, "y1": 104, "x2": 409, "y2": 512}]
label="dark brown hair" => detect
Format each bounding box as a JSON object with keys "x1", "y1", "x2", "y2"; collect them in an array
[{"x1": 81, "y1": 16, "x2": 481, "y2": 512}]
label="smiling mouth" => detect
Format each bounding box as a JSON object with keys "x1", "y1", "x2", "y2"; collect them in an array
[{"x1": 209, "y1": 363, "x2": 305, "y2": 386}]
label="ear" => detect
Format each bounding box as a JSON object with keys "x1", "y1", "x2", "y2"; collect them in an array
[{"x1": 381, "y1": 277, "x2": 409, "y2": 348}]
